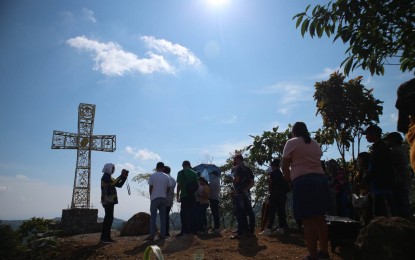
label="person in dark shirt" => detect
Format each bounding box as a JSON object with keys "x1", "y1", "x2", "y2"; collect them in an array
[
  {"x1": 260, "y1": 158, "x2": 288, "y2": 236},
  {"x1": 230, "y1": 154, "x2": 255, "y2": 239},
  {"x1": 363, "y1": 125, "x2": 395, "y2": 217},
  {"x1": 100, "y1": 163, "x2": 128, "y2": 243}
]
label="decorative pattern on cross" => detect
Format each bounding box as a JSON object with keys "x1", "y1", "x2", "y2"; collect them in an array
[{"x1": 51, "y1": 103, "x2": 116, "y2": 209}]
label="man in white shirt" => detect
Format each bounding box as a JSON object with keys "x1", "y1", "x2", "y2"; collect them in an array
[{"x1": 146, "y1": 162, "x2": 171, "y2": 240}]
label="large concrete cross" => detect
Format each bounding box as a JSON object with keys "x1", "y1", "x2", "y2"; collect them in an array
[{"x1": 51, "y1": 103, "x2": 116, "y2": 209}]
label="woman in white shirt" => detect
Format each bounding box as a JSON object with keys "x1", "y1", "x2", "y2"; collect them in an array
[{"x1": 282, "y1": 122, "x2": 330, "y2": 260}]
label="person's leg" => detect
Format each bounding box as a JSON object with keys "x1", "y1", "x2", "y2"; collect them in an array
[
  {"x1": 201, "y1": 203, "x2": 209, "y2": 232},
  {"x1": 244, "y1": 195, "x2": 256, "y2": 235},
  {"x1": 267, "y1": 198, "x2": 277, "y2": 230},
  {"x1": 277, "y1": 202, "x2": 288, "y2": 229},
  {"x1": 149, "y1": 200, "x2": 157, "y2": 238},
  {"x1": 159, "y1": 198, "x2": 167, "y2": 238},
  {"x1": 302, "y1": 217, "x2": 318, "y2": 258},
  {"x1": 101, "y1": 204, "x2": 114, "y2": 240},
  {"x1": 234, "y1": 195, "x2": 247, "y2": 236},
  {"x1": 209, "y1": 199, "x2": 220, "y2": 229},
  {"x1": 315, "y1": 215, "x2": 329, "y2": 255},
  {"x1": 165, "y1": 205, "x2": 172, "y2": 235},
  {"x1": 189, "y1": 196, "x2": 197, "y2": 233},
  {"x1": 180, "y1": 197, "x2": 190, "y2": 234}
]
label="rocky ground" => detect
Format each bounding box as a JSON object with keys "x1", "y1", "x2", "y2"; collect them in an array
[{"x1": 54, "y1": 228, "x2": 355, "y2": 259}]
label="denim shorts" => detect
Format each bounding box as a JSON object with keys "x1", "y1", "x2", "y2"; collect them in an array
[{"x1": 292, "y1": 173, "x2": 330, "y2": 220}]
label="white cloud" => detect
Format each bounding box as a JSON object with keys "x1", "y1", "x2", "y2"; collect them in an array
[
  {"x1": 141, "y1": 36, "x2": 202, "y2": 67},
  {"x1": 125, "y1": 146, "x2": 161, "y2": 161},
  {"x1": 256, "y1": 82, "x2": 313, "y2": 104},
  {"x1": 255, "y1": 81, "x2": 314, "y2": 115},
  {"x1": 67, "y1": 35, "x2": 202, "y2": 77},
  {"x1": 67, "y1": 35, "x2": 174, "y2": 76},
  {"x1": 82, "y1": 8, "x2": 97, "y2": 23}
]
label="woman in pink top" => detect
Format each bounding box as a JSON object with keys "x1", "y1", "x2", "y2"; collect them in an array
[{"x1": 282, "y1": 122, "x2": 330, "y2": 260}]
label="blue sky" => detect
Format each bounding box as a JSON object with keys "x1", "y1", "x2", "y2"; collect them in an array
[{"x1": 0, "y1": 0, "x2": 413, "y2": 220}]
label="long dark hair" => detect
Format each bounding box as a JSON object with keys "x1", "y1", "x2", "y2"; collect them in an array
[{"x1": 292, "y1": 122, "x2": 311, "y2": 143}]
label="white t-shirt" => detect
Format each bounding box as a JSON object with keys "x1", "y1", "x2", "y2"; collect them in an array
[
  {"x1": 166, "y1": 175, "x2": 176, "y2": 207},
  {"x1": 283, "y1": 137, "x2": 324, "y2": 181},
  {"x1": 148, "y1": 171, "x2": 171, "y2": 201}
]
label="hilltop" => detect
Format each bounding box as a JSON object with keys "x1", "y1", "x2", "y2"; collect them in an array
[{"x1": 52, "y1": 228, "x2": 354, "y2": 259}]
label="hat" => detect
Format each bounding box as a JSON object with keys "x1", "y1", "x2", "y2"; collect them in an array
[
  {"x1": 182, "y1": 160, "x2": 191, "y2": 167},
  {"x1": 362, "y1": 125, "x2": 382, "y2": 135}
]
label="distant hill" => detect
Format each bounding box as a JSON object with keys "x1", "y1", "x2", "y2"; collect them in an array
[{"x1": 1, "y1": 217, "x2": 126, "y2": 231}]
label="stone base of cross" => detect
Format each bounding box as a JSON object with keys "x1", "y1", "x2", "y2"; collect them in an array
[{"x1": 52, "y1": 103, "x2": 116, "y2": 209}]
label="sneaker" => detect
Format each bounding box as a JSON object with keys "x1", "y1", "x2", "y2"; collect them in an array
[
  {"x1": 259, "y1": 228, "x2": 272, "y2": 236},
  {"x1": 317, "y1": 250, "x2": 330, "y2": 260},
  {"x1": 274, "y1": 228, "x2": 285, "y2": 235}
]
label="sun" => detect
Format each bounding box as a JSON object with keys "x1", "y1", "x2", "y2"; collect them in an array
[{"x1": 207, "y1": 0, "x2": 229, "y2": 7}]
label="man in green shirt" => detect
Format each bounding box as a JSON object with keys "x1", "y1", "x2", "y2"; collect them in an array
[{"x1": 176, "y1": 160, "x2": 199, "y2": 236}]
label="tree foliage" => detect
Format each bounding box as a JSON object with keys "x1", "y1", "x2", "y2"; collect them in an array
[
  {"x1": 294, "y1": 0, "x2": 415, "y2": 76},
  {"x1": 314, "y1": 71, "x2": 383, "y2": 164}
]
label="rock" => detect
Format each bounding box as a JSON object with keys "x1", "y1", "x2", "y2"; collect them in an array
[
  {"x1": 354, "y1": 216, "x2": 415, "y2": 260},
  {"x1": 120, "y1": 212, "x2": 150, "y2": 236}
]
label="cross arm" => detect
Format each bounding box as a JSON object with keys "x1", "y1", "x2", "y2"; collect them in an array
[
  {"x1": 51, "y1": 131, "x2": 78, "y2": 149},
  {"x1": 91, "y1": 135, "x2": 116, "y2": 152}
]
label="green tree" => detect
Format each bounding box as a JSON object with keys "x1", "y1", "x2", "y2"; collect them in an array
[
  {"x1": 314, "y1": 71, "x2": 383, "y2": 165},
  {"x1": 294, "y1": 0, "x2": 415, "y2": 75}
]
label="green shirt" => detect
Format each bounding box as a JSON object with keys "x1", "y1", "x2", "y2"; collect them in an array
[{"x1": 177, "y1": 168, "x2": 198, "y2": 198}]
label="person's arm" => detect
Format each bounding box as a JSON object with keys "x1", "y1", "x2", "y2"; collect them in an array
[
  {"x1": 282, "y1": 157, "x2": 292, "y2": 182},
  {"x1": 176, "y1": 184, "x2": 181, "y2": 202},
  {"x1": 113, "y1": 169, "x2": 128, "y2": 188},
  {"x1": 149, "y1": 185, "x2": 153, "y2": 196}
]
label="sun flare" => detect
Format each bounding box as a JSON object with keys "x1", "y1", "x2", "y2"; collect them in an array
[{"x1": 207, "y1": 0, "x2": 229, "y2": 7}]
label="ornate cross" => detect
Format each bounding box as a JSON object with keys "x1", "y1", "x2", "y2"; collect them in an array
[{"x1": 51, "y1": 103, "x2": 116, "y2": 208}]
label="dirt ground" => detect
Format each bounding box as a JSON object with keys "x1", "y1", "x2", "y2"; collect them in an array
[{"x1": 55, "y1": 228, "x2": 355, "y2": 259}]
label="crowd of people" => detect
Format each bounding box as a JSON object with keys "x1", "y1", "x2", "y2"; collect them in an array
[{"x1": 96, "y1": 78, "x2": 415, "y2": 260}]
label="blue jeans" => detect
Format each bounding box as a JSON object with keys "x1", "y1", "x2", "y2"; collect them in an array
[
  {"x1": 150, "y1": 197, "x2": 167, "y2": 237},
  {"x1": 234, "y1": 194, "x2": 255, "y2": 235}
]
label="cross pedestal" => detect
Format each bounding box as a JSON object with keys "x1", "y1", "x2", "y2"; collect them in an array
[{"x1": 52, "y1": 103, "x2": 116, "y2": 234}]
